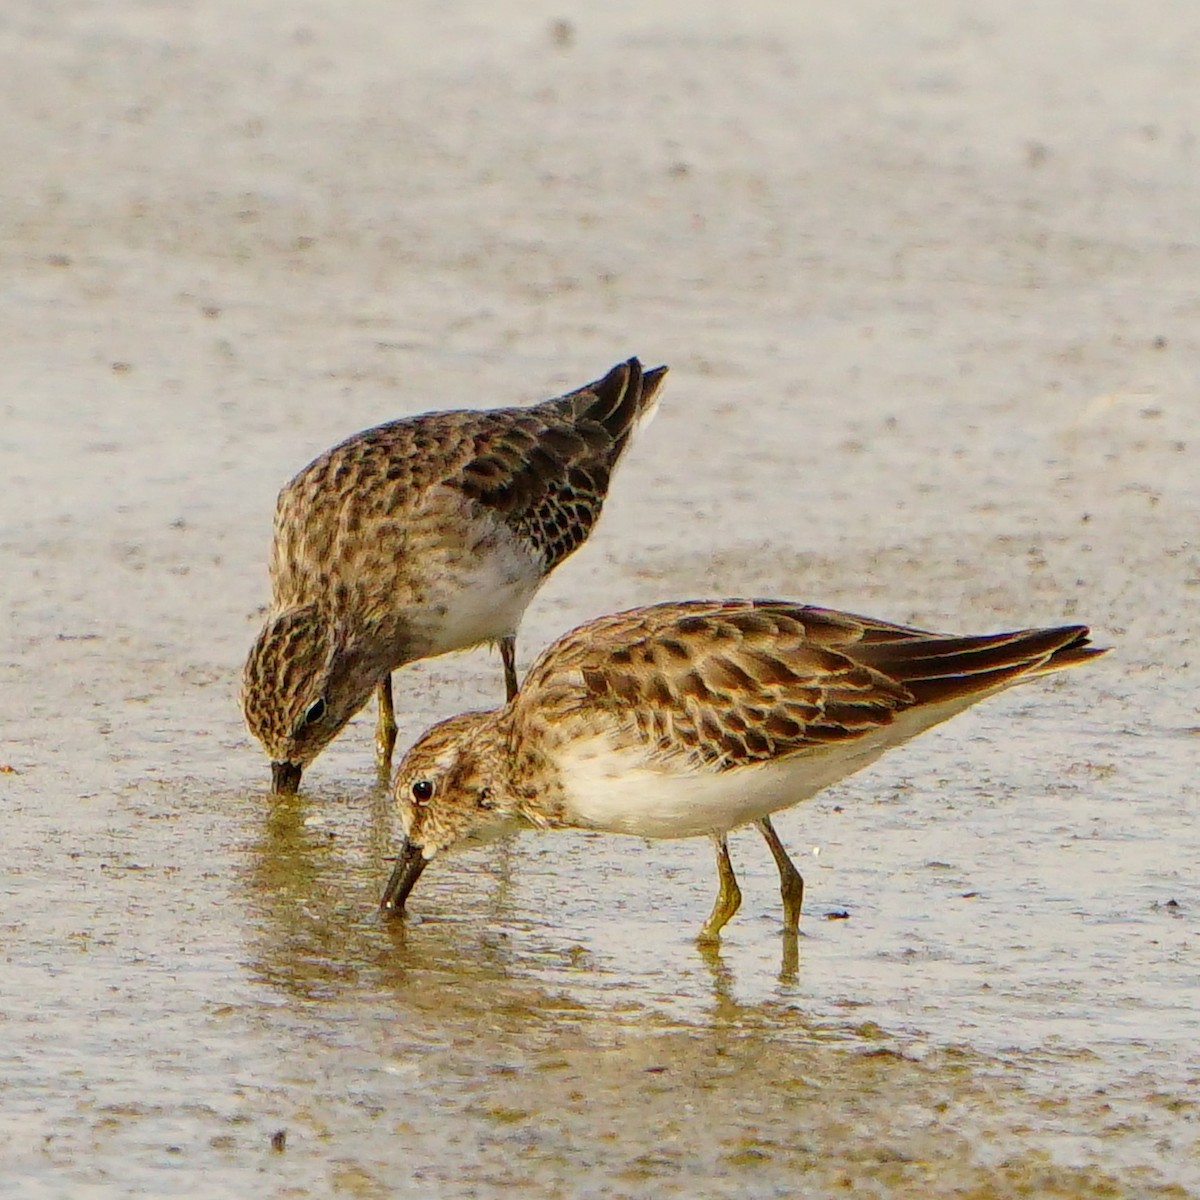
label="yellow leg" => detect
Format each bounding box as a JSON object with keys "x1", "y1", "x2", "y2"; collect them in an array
[
  {"x1": 698, "y1": 835, "x2": 742, "y2": 944},
  {"x1": 500, "y1": 635, "x2": 519, "y2": 701},
  {"x1": 756, "y1": 816, "x2": 805, "y2": 933},
  {"x1": 375, "y1": 674, "x2": 398, "y2": 777}
]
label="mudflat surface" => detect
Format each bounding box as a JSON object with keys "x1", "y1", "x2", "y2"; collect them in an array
[{"x1": 2, "y1": 1, "x2": 1198, "y2": 1196}]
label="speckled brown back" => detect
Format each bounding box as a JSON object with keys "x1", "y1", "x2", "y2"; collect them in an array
[
  {"x1": 513, "y1": 600, "x2": 1103, "y2": 773},
  {"x1": 269, "y1": 357, "x2": 666, "y2": 609}
]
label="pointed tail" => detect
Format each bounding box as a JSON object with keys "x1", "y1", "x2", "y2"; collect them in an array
[
  {"x1": 852, "y1": 624, "x2": 1108, "y2": 708},
  {"x1": 558, "y1": 357, "x2": 668, "y2": 453}
]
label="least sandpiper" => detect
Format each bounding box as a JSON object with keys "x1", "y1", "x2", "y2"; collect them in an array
[
  {"x1": 241, "y1": 358, "x2": 667, "y2": 794},
  {"x1": 380, "y1": 599, "x2": 1106, "y2": 941}
]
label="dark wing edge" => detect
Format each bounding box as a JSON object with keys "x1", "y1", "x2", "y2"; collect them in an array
[
  {"x1": 551, "y1": 357, "x2": 668, "y2": 453},
  {"x1": 850, "y1": 624, "x2": 1107, "y2": 707},
  {"x1": 456, "y1": 358, "x2": 667, "y2": 570}
]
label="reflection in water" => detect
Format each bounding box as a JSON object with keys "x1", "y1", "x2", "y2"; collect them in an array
[
  {"x1": 157, "y1": 784, "x2": 1200, "y2": 1197},
  {"x1": 780, "y1": 931, "x2": 800, "y2": 983},
  {"x1": 698, "y1": 931, "x2": 802, "y2": 1020},
  {"x1": 240, "y1": 784, "x2": 608, "y2": 1040},
  {"x1": 242, "y1": 787, "x2": 511, "y2": 1011},
  {"x1": 239, "y1": 788, "x2": 812, "y2": 1036},
  {"x1": 696, "y1": 939, "x2": 742, "y2": 1022}
]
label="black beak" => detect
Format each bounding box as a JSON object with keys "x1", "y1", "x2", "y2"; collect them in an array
[
  {"x1": 380, "y1": 841, "x2": 429, "y2": 916},
  {"x1": 271, "y1": 761, "x2": 303, "y2": 795}
]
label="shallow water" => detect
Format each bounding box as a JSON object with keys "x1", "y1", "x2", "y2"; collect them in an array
[{"x1": 3, "y1": 0, "x2": 1200, "y2": 1195}]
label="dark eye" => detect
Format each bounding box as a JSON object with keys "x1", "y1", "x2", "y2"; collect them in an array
[
  {"x1": 411, "y1": 779, "x2": 434, "y2": 803},
  {"x1": 478, "y1": 788, "x2": 494, "y2": 810},
  {"x1": 303, "y1": 697, "x2": 327, "y2": 726}
]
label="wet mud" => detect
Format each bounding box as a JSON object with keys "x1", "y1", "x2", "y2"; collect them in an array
[{"x1": 3, "y1": 0, "x2": 1199, "y2": 1195}]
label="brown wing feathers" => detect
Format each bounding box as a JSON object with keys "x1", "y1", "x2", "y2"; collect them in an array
[
  {"x1": 569, "y1": 602, "x2": 1102, "y2": 771},
  {"x1": 569, "y1": 357, "x2": 668, "y2": 452},
  {"x1": 461, "y1": 357, "x2": 665, "y2": 570},
  {"x1": 576, "y1": 605, "x2": 913, "y2": 769},
  {"x1": 851, "y1": 625, "x2": 1102, "y2": 707}
]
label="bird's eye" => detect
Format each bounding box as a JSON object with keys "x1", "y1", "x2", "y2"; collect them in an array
[
  {"x1": 478, "y1": 788, "x2": 495, "y2": 810},
  {"x1": 411, "y1": 779, "x2": 434, "y2": 803},
  {"x1": 303, "y1": 697, "x2": 327, "y2": 726}
]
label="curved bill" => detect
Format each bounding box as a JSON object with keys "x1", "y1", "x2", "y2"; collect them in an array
[
  {"x1": 271, "y1": 761, "x2": 303, "y2": 795},
  {"x1": 380, "y1": 841, "x2": 429, "y2": 916}
]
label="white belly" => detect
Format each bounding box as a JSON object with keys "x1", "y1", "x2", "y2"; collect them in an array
[
  {"x1": 553, "y1": 737, "x2": 878, "y2": 839},
  {"x1": 417, "y1": 532, "x2": 542, "y2": 656},
  {"x1": 552, "y1": 696, "x2": 986, "y2": 840}
]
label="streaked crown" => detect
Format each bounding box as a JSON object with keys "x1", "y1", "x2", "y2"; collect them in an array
[{"x1": 240, "y1": 603, "x2": 359, "y2": 767}]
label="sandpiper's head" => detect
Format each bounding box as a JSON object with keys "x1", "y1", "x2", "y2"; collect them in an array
[
  {"x1": 381, "y1": 710, "x2": 517, "y2": 915},
  {"x1": 241, "y1": 603, "x2": 374, "y2": 794}
]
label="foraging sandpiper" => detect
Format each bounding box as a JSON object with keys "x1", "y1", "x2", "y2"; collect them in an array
[
  {"x1": 241, "y1": 358, "x2": 666, "y2": 794},
  {"x1": 380, "y1": 599, "x2": 1105, "y2": 942}
]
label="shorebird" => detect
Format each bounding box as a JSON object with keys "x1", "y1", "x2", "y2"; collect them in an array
[
  {"x1": 241, "y1": 358, "x2": 667, "y2": 795},
  {"x1": 380, "y1": 599, "x2": 1105, "y2": 942}
]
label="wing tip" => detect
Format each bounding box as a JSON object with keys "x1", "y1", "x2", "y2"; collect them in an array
[{"x1": 588, "y1": 356, "x2": 668, "y2": 435}]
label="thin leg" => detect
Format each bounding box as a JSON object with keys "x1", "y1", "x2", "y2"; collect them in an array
[
  {"x1": 698, "y1": 835, "x2": 742, "y2": 944},
  {"x1": 375, "y1": 674, "x2": 398, "y2": 776},
  {"x1": 756, "y1": 816, "x2": 805, "y2": 934},
  {"x1": 500, "y1": 635, "x2": 519, "y2": 702}
]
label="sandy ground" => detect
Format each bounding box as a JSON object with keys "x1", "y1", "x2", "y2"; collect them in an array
[{"x1": 2, "y1": 0, "x2": 1199, "y2": 1195}]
